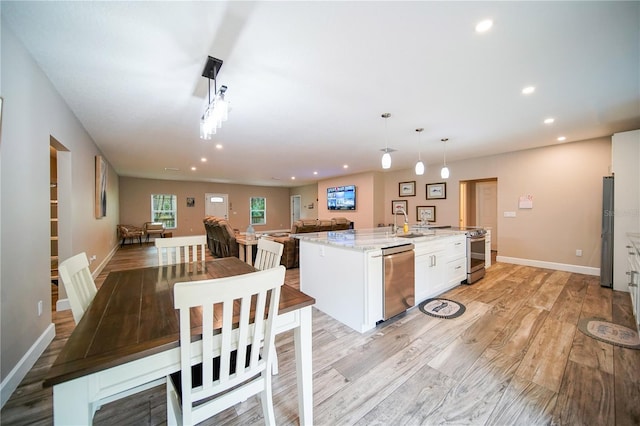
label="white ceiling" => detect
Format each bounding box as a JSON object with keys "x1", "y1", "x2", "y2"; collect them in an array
[{"x1": 3, "y1": 1, "x2": 639, "y2": 187}]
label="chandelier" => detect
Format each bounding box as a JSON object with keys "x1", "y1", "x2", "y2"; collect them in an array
[{"x1": 200, "y1": 56, "x2": 229, "y2": 140}]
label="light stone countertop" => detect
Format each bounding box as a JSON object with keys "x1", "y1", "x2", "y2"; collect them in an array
[{"x1": 292, "y1": 227, "x2": 466, "y2": 251}]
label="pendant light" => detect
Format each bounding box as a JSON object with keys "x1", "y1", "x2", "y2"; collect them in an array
[
  {"x1": 381, "y1": 113, "x2": 392, "y2": 169},
  {"x1": 440, "y1": 138, "x2": 450, "y2": 179},
  {"x1": 415, "y1": 128, "x2": 425, "y2": 175}
]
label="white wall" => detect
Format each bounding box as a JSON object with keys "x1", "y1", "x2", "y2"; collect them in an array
[{"x1": 0, "y1": 21, "x2": 120, "y2": 402}]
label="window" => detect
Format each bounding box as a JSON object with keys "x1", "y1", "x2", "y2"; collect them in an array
[
  {"x1": 250, "y1": 197, "x2": 266, "y2": 225},
  {"x1": 151, "y1": 194, "x2": 177, "y2": 229}
]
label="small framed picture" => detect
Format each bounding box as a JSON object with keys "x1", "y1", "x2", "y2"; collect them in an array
[
  {"x1": 392, "y1": 200, "x2": 408, "y2": 215},
  {"x1": 417, "y1": 206, "x2": 436, "y2": 222},
  {"x1": 426, "y1": 182, "x2": 447, "y2": 199},
  {"x1": 399, "y1": 181, "x2": 416, "y2": 197},
  {"x1": 186, "y1": 197, "x2": 195, "y2": 207}
]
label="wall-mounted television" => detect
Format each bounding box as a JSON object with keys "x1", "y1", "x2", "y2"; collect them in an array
[{"x1": 327, "y1": 185, "x2": 356, "y2": 211}]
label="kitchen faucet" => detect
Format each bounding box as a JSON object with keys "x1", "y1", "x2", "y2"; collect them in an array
[{"x1": 394, "y1": 207, "x2": 409, "y2": 234}]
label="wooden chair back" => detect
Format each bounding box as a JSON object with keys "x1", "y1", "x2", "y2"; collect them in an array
[
  {"x1": 167, "y1": 266, "x2": 285, "y2": 425},
  {"x1": 58, "y1": 252, "x2": 97, "y2": 324},
  {"x1": 254, "y1": 238, "x2": 284, "y2": 271},
  {"x1": 155, "y1": 235, "x2": 206, "y2": 265}
]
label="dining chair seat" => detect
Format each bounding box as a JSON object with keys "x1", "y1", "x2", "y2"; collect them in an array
[
  {"x1": 155, "y1": 235, "x2": 206, "y2": 265},
  {"x1": 167, "y1": 266, "x2": 285, "y2": 426}
]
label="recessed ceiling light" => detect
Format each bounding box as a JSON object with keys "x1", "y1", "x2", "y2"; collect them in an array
[
  {"x1": 164, "y1": 167, "x2": 180, "y2": 172},
  {"x1": 343, "y1": 164, "x2": 349, "y2": 169},
  {"x1": 200, "y1": 157, "x2": 207, "y2": 162},
  {"x1": 557, "y1": 136, "x2": 566, "y2": 142},
  {"x1": 215, "y1": 144, "x2": 223, "y2": 149},
  {"x1": 191, "y1": 166, "x2": 196, "y2": 171},
  {"x1": 544, "y1": 118, "x2": 555, "y2": 125},
  {"x1": 291, "y1": 176, "x2": 296, "y2": 180},
  {"x1": 475, "y1": 19, "x2": 493, "y2": 33},
  {"x1": 522, "y1": 86, "x2": 535, "y2": 95},
  {"x1": 313, "y1": 171, "x2": 318, "y2": 175}
]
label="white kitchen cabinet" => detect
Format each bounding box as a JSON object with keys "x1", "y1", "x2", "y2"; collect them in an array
[{"x1": 415, "y1": 234, "x2": 466, "y2": 304}]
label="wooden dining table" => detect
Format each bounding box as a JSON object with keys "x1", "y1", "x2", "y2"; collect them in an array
[{"x1": 44, "y1": 257, "x2": 315, "y2": 425}]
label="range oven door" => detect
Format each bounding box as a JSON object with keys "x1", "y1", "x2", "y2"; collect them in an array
[{"x1": 467, "y1": 235, "x2": 486, "y2": 284}]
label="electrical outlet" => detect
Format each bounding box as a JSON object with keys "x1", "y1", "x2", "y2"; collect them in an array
[
  {"x1": 576, "y1": 249, "x2": 583, "y2": 257},
  {"x1": 37, "y1": 300, "x2": 43, "y2": 316}
]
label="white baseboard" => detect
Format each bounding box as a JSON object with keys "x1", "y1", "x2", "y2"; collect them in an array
[
  {"x1": 496, "y1": 256, "x2": 600, "y2": 276},
  {"x1": 57, "y1": 243, "x2": 119, "y2": 312},
  {"x1": 1, "y1": 323, "x2": 55, "y2": 408}
]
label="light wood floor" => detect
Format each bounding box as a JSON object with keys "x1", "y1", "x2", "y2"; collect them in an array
[{"x1": 3, "y1": 245, "x2": 639, "y2": 425}]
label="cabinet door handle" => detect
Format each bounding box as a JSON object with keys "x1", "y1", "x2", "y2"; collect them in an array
[{"x1": 455, "y1": 265, "x2": 462, "y2": 270}]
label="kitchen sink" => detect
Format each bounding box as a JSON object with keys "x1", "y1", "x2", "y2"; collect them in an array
[{"x1": 397, "y1": 233, "x2": 425, "y2": 238}]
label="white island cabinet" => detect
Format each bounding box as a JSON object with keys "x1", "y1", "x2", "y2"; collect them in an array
[
  {"x1": 297, "y1": 229, "x2": 468, "y2": 333},
  {"x1": 414, "y1": 234, "x2": 466, "y2": 304},
  {"x1": 299, "y1": 240, "x2": 382, "y2": 333}
]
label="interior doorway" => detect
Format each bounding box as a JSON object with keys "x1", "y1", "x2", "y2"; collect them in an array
[
  {"x1": 49, "y1": 136, "x2": 70, "y2": 312},
  {"x1": 460, "y1": 178, "x2": 498, "y2": 252},
  {"x1": 205, "y1": 193, "x2": 229, "y2": 219},
  {"x1": 291, "y1": 195, "x2": 301, "y2": 225}
]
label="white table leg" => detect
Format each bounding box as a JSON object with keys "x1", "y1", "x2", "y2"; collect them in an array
[
  {"x1": 245, "y1": 244, "x2": 253, "y2": 265},
  {"x1": 53, "y1": 376, "x2": 94, "y2": 425},
  {"x1": 294, "y1": 306, "x2": 313, "y2": 425}
]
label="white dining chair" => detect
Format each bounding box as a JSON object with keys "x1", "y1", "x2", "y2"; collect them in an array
[
  {"x1": 167, "y1": 266, "x2": 285, "y2": 426},
  {"x1": 58, "y1": 252, "x2": 97, "y2": 324},
  {"x1": 254, "y1": 238, "x2": 284, "y2": 271},
  {"x1": 155, "y1": 235, "x2": 206, "y2": 266}
]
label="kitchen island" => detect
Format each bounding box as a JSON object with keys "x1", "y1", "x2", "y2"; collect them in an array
[{"x1": 294, "y1": 227, "x2": 467, "y2": 333}]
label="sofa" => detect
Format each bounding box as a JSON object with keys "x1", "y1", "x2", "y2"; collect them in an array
[
  {"x1": 203, "y1": 216, "x2": 240, "y2": 258},
  {"x1": 267, "y1": 217, "x2": 352, "y2": 269}
]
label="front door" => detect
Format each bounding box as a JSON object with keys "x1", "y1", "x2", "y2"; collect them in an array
[{"x1": 205, "y1": 193, "x2": 228, "y2": 219}]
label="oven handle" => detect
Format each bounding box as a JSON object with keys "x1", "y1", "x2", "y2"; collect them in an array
[{"x1": 468, "y1": 236, "x2": 486, "y2": 243}]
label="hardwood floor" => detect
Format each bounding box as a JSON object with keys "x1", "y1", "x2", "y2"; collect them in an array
[{"x1": 2, "y1": 245, "x2": 639, "y2": 425}]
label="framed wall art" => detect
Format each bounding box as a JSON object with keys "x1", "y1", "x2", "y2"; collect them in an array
[
  {"x1": 95, "y1": 155, "x2": 107, "y2": 218},
  {"x1": 426, "y1": 182, "x2": 447, "y2": 199},
  {"x1": 417, "y1": 206, "x2": 436, "y2": 222},
  {"x1": 392, "y1": 200, "x2": 408, "y2": 215},
  {"x1": 186, "y1": 197, "x2": 195, "y2": 207},
  {"x1": 398, "y1": 181, "x2": 416, "y2": 197}
]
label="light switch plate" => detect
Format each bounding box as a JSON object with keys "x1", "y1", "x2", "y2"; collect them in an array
[{"x1": 504, "y1": 211, "x2": 517, "y2": 217}]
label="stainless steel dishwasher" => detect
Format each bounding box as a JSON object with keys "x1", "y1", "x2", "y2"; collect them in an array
[{"x1": 382, "y1": 244, "x2": 415, "y2": 320}]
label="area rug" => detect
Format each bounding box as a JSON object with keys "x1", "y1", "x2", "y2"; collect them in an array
[
  {"x1": 577, "y1": 318, "x2": 640, "y2": 349},
  {"x1": 418, "y1": 298, "x2": 466, "y2": 319}
]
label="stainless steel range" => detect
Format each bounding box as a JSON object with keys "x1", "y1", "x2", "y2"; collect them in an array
[{"x1": 448, "y1": 227, "x2": 487, "y2": 284}]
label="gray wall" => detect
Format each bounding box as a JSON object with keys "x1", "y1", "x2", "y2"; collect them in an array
[{"x1": 1, "y1": 21, "x2": 120, "y2": 391}]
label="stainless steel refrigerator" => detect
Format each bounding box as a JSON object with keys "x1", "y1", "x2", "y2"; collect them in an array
[{"x1": 600, "y1": 176, "x2": 614, "y2": 288}]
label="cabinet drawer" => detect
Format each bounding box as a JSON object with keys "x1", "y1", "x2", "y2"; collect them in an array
[
  {"x1": 447, "y1": 257, "x2": 466, "y2": 285},
  {"x1": 448, "y1": 236, "x2": 466, "y2": 259}
]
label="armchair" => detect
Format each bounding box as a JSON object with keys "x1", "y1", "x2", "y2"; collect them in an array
[
  {"x1": 117, "y1": 224, "x2": 144, "y2": 247},
  {"x1": 143, "y1": 221, "x2": 165, "y2": 243}
]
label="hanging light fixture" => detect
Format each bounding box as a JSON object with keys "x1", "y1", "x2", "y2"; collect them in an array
[
  {"x1": 440, "y1": 138, "x2": 450, "y2": 179},
  {"x1": 415, "y1": 128, "x2": 425, "y2": 175},
  {"x1": 380, "y1": 113, "x2": 394, "y2": 169},
  {"x1": 200, "y1": 56, "x2": 229, "y2": 140}
]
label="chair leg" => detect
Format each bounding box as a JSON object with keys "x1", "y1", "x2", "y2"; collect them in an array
[
  {"x1": 271, "y1": 349, "x2": 279, "y2": 375},
  {"x1": 260, "y1": 373, "x2": 276, "y2": 426}
]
